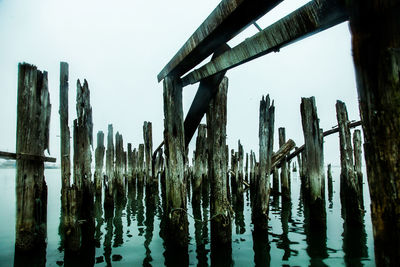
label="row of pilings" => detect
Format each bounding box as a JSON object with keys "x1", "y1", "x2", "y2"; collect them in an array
[{"x1": 12, "y1": 60, "x2": 388, "y2": 266}]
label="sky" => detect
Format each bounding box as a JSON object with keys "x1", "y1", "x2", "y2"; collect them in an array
[{"x1": 0, "y1": 0, "x2": 361, "y2": 166}]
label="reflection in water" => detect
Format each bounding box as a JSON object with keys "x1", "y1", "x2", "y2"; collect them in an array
[
  {"x1": 143, "y1": 182, "x2": 158, "y2": 267},
  {"x1": 14, "y1": 246, "x2": 46, "y2": 267},
  {"x1": 113, "y1": 192, "x2": 126, "y2": 248},
  {"x1": 233, "y1": 193, "x2": 245, "y2": 235},
  {"x1": 94, "y1": 195, "x2": 104, "y2": 248},
  {"x1": 278, "y1": 198, "x2": 293, "y2": 261},
  {"x1": 342, "y1": 213, "x2": 368, "y2": 266},
  {"x1": 192, "y1": 195, "x2": 208, "y2": 267},
  {"x1": 252, "y1": 229, "x2": 270, "y2": 267},
  {"x1": 103, "y1": 200, "x2": 114, "y2": 267},
  {"x1": 126, "y1": 181, "x2": 137, "y2": 228},
  {"x1": 211, "y1": 242, "x2": 232, "y2": 267},
  {"x1": 137, "y1": 183, "x2": 145, "y2": 237}
]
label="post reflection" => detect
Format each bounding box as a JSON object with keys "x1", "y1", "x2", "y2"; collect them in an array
[{"x1": 143, "y1": 181, "x2": 158, "y2": 266}]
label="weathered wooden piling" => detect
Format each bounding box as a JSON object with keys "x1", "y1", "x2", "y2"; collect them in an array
[
  {"x1": 206, "y1": 76, "x2": 231, "y2": 245},
  {"x1": 60, "y1": 62, "x2": 70, "y2": 190},
  {"x1": 143, "y1": 121, "x2": 153, "y2": 181},
  {"x1": 163, "y1": 76, "x2": 188, "y2": 247},
  {"x1": 327, "y1": 164, "x2": 333, "y2": 201},
  {"x1": 94, "y1": 131, "x2": 105, "y2": 195},
  {"x1": 137, "y1": 144, "x2": 145, "y2": 185},
  {"x1": 230, "y1": 149, "x2": 238, "y2": 196},
  {"x1": 272, "y1": 167, "x2": 279, "y2": 195},
  {"x1": 193, "y1": 124, "x2": 207, "y2": 202},
  {"x1": 300, "y1": 97, "x2": 325, "y2": 225},
  {"x1": 253, "y1": 95, "x2": 274, "y2": 231},
  {"x1": 115, "y1": 132, "x2": 125, "y2": 192},
  {"x1": 336, "y1": 100, "x2": 363, "y2": 224},
  {"x1": 238, "y1": 140, "x2": 244, "y2": 190},
  {"x1": 279, "y1": 127, "x2": 290, "y2": 198},
  {"x1": 73, "y1": 79, "x2": 94, "y2": 248},
  {"x1": 352, "y1": 129, "x2": 363, "y2": 208},
  {"x1": 105, "y1": 124, "x2": 114, "y2": 207},
  {"x1": 347, "y1": 2, "x2": 400, "y2": 264},
  {"x1": 15, "y1": 63, "x2": 51, "y2": 251},
  {"x1": 127, "y1": 143, "x2": 133, "y2": 182},
  {"x1": 245, "y1": 152, "x2": 249, "y2": 182}
]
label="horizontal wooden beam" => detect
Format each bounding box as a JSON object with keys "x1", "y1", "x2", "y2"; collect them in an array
[
  {"x1": 157, "y1": 0, "x2": 283, "y2": 82},
  {"x1": 0, "y1": 151, "x2": 56, "y2": 163},
  {"x1": 286, "y1": 120, "x2": 362, "y2": 161},
  {"x1": 181, "y1": 0, "x2": 348, "y2": 86}
]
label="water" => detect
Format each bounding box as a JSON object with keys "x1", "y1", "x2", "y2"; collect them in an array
[{"x1": 0, "y1": 167, "x2": 375, "y2": 266}]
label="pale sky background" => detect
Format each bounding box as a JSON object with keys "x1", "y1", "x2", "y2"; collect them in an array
[{"x1": 0, "y1": 0, "x2": 361, "y2": 166}]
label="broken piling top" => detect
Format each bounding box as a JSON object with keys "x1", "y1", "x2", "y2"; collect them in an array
[
  {"x1": 76, "y1": 79, "x2": 93, "y2": 147},
  {"x1": 157, "y1": 0, "x2": 283, "y2": 82}
]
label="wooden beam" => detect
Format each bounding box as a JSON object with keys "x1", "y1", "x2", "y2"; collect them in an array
[
  {"x1": 181, "y1": 0, "x2": 348, "y2": 86},
  {"x1": 157, "y1": 0, "x2": 283, "y2": 82},
  {"x1": 0, "y1": 151, "x2": 56, "y2": 163}
]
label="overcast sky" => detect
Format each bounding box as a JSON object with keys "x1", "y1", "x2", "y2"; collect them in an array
[{"x1": 0, "y1": 0, "x2": 361, "y2": 166}]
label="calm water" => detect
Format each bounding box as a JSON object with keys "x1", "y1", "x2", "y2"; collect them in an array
[{"x1": 0, "y1": 166, "x2": 375, "y2": 266}]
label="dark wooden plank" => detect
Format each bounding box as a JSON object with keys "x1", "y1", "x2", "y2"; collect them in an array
[
  {"x1": 181, "y1": 0, "x2": 348, "y2": 86},
  {"x1": 157, "y1": 0, "x2": 282, "y2": 82},
  {"x1": 0, "y1": 151, "x2": 56, "y2": 163}
]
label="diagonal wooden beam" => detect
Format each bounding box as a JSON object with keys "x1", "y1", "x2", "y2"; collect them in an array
[
  {"x1": 157, "y1": 0, "x2": 283, "y2": 82},
  {"x1": 181, "y1": 0, "x2": 348, "y2": 86}
]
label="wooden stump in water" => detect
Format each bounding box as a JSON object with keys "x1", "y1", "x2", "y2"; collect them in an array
[
  {"x1": 238, "y1": 140, "x2": 244, "y2": 195},
  {"x1": 163, "y1": 76, "x2": 188, "y2": 248},
  {"x1": 137, "y1": 144, "x2": 145, "y2": 185},
  {"x1": 352, "y1": 129, "x2": 363, "y2": 209},
  {"x1": 94, "y1": 131, "x2": 105, "y2": 195},
  {"x1": 327, "y1": 164, "x2": 333, "y2": 202},
  {"x1": 207, "y1": 76, "x2": 231, "y2": 245},
  {"x1": 253, "y1": 95, "x2": 274, "y2": 232},
  {"x1": 336, "y1": 100, "x2": 363, "y2": 225},
  {"x1": 15, "y1": 63, "x2": 51, "y2": 251},
  {"x1": 143, "y1": 121, "x2": 153, "y2": 182},
  {"x1": 245, "y1": 152, "x2": 249, "y2": 183},
  {"x1": 105, "y1": 124, "x2": 114, "y2": 207},
  {"x1": 279, "y1": 127, "x2": 290, "y2": 198},
  {"x1": 115, "y1": 132, "x2": 125, "y2": 193},
  {"x1": 72, "y1": 79, "x2": 94, "y2": 250},
  {"x1": 272, "y1": 167, "x2": 279, "y2": 195},
  {"x1": 347, "y1": 2, "x2": 400, "y2": 264},
  {"x1": 127, "y1": 143, "x2": 133, "y2": 183},
  {"x1": 300, "y1": 97, "x2": 325, "y2": 226},
  {"x1": 193, "y1": 124, "x2": 207, "y2": 202}
]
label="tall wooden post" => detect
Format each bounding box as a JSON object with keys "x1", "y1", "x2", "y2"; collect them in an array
[
  {"x1": 352, "y1": 129, "x2": 363, "y2": 208},
  {"x1": 207, "y1": 77, "x2": 231, "y2": 246},
  {"x1": 115, "y1": 132, "x2": 125, "y2": 192},
  {"x1": 253, "y1": 95, "x2": 274, "y2": 231},
  {"x1": 238, "y1": 140, "x2": 244, "y2": 192},
  {"x1": 60, "y1": 62, "x2": 70, "y2": 190},
  {"x1": 15, "y1": 63, "x2": 51, "y2": 251},
  {"x1": 327, "y1": 164, "x2": 333, "y2": 202},
  {"x1": 336, "y1": 100, "x2": 363, "y2": 225},
  {"x1": 94, "y1": 131, "x2": 105, "y2": 195},
  {"x1": 105, "y1": 124, "x2": 114, "y2": 206},
  {"x1": 279, "y1": 127, "x2": 290, "y2": 198},
  {"x1": 245, "y1": 153, "x2": 249, "y2": 182},
  {"x1": 300, "y1": 97, "x2": 325, "y2": 225},
  {"x1": 163, "y1": 76, "x2": 188, "y2": 247},
  {"x1": 143, "y1": 121, "x2": 153, "y2": 182},
  {"x1": 347, "y1": 2, "x2": 400, "y2": 264},
  {"x1": 138, "y1": 144, "x2": 145, "y2": 185}
]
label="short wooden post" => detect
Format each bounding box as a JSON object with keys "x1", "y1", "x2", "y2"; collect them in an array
[
  {"x1": 336, "y1": 100, "x2": 363, "y2": 224},
  {"x1": 94, "y1": 131, "x2": 105, "y2": 195},
  {"x1": 15, "y1": 63, "x2": 51, "y2": 251},
  {"x1": 300, "y1": 97, "x2": 325, "y2": 225},
  {"x1": 163, "y1": 76, "x2": 188, "y2": 247},
  {"x1": 272, "y1": 167, "x2": 279, "y2": 195},
  {"x1": 230, "y1": 150, "x2": 238, "y2": 196},
  {"x1": 206, "y1": 76, "x2": 231, "y2": 245},
  {"x1": 105, "y1": 124, "x2": 114, "y2": 206},
  {"x1": 193, "y1": 124, "x2": 207, "y2": 202},
  {"x1": 279, "y1": 127, "x2": 290, "y2": 198},
  {"x1": 253, "y1": 95, "x2": 274, "y2": 231},
  {"x1": 347, "y1": 2, "x2": 400, "y2": 264},
  {"x1": 115, "y1": 132, "x2": 125, "y2": 192},
  {"x1": 327, "y1": 164, "x2": 333, "y2": 201},
  {"x1": 353, "y1": 129, "x2": 363, "y2": 208},
  {"x1": 143, "y1": 121, "x2": 153, "y2": 181}
]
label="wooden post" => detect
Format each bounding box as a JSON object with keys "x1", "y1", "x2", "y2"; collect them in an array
[
  {"x1": 253, "y1": 95, "x2": 274, "y2": 231},
  {"x1": 127, "y1": 143, "x2": 133, "y2": 183},
  {"x1": 353, "y1": 129, "x2": 363, "y2": 208},
  {"x1": 238, "y1": 140, "x2": 244, "y2": 192},
  {"x1": 94, "y1": 131, "x2": 105, "y2": 195},
  {"x1": 336, "y1": 100, "x2": 363, "y2": 225},
  {"x1": 143, "y1": 121, "x2": 153, "y2": 182},
  {"x1": 245, "y1": 153, "x2": 249, "y2": 182},
  {"x1": 60, "y1": 62, "x2": 70, "y2": 190},
  {"x1": 230, "y1": 150, "x2": 238, "y2": 196},
  {"x1": 207, "y1": 76, "x2": 231, "y2": 246},
  {"x1": 15, "y1": 63, "x2": 51, "y2": 251},
  {"x1": 347, "y1": 2, "x2": 400, "y2": 264},
  {"x1": 138, "y1": 144, "x2": 145, "y2": 185},
  {"x1": 73, "y1": 79, "x2": 94, "y2": 249},
  {"x1": 272, "y1": 167, "x2": 279, "y2": 195},
  {"x1": 300, "y1": 97, "x2": 325, "y2": 225},
  {"x1": 163, "y1": 76, "x2": 188, "y2": 247},
  {"x1": 115, "y1": 132, "x2": 125, "y2": 192},
  {"x1": 193, "y1": 124, "x2": 207, "y2": 202},
  {"x1": 279, "y1": 127, "x2": 290, "y2": 198},
  {"x1": 327, "y1": 164, "x2": 333, "y2": 202},
  {"x1": 105, "y1": 124, "x2": 114, "y2": 207}
]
